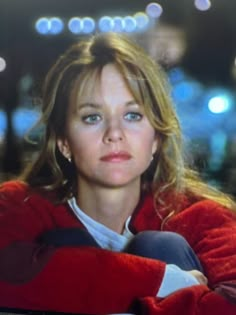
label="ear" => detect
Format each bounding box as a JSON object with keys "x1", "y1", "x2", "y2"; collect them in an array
[{"x1": 57, "y1": 137, "x2": 71, "y2": 160}]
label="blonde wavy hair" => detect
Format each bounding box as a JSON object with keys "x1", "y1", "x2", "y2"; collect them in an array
[{"x1": 22, "y1": 32, "x2": 235, "y2": 214}]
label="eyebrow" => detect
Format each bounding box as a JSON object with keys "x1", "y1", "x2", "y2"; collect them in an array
[
  {"x1": 77, "y1": 103, "x2": 101, "y2": 110},
  {"x1": 77, "y1": 100, "x2": 139, "y2": 110}
]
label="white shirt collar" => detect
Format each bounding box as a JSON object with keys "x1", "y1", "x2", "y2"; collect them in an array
[{"x1": 68, "y1": 197, "x2": 134, "y2": 251}]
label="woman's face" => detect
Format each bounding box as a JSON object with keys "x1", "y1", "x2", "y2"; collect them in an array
[{"x1": 57, "y1": 63, "x2": 158, "y2": 190}]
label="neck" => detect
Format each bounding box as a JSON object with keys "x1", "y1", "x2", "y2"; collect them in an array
[{"x1": 76, "y1": 180, "x2": 141, "y2": 234}]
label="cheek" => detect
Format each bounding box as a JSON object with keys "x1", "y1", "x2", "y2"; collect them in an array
[
  {"x1": 67, "y1": 128, "x2": 99, "y2": 161},
  {"x1": 141, "y1": 129, "x2": 158, "y2": 152}
]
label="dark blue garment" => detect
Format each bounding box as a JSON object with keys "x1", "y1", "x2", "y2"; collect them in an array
[
  {"x1": 39, "y1": 228, "x2": 203, "y2": 272},
  {"x1": 124, "y1": 231, "x2": 203, "y2": 272}
]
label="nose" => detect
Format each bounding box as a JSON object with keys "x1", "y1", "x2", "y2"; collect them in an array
[{"x1": 103, "y1": 119, "x2": 124, "y2": 144}]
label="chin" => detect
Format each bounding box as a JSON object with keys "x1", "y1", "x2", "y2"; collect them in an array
[{"x1": 98, "y1": 175, "x2": 140, "y2": 189}]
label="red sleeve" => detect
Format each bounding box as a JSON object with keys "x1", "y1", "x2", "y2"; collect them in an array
[
  {"x1": 166, "y1": 200, "x2": 236, "y2": 286},
  {"x1": 148, "y1": 199, "x2": 236, "y2": 315},
  {"x1": 0, "y1": 181, "x2": 166, "y2": 314},
  {"x1": 136, "y1": 285, "x2": 236, "y2": 315}
]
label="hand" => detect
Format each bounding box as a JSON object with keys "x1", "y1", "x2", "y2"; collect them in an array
[{"x1": 188, "y1": 269, "x2": 208, "y2": 285}]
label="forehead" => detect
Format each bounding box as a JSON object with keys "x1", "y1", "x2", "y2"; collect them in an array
[{"x1": 71, "y1": 63, "x2": 135, "y2": 104}]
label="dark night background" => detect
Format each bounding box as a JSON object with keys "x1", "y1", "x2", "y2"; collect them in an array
[{"x1": 0, "y1": 0, "x2": 236, "y2": 195}]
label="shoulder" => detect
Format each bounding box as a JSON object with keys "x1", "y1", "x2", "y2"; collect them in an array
[
  {"x1": 0, "y1": 180, "x2": 73, "y2": 224},
  {"x1": 0, "y1": 180, "x2": 55, "y2": 208},
  {"x1": 0, "y1": 180, "x2": 29, "y2": 200},
  {"x1": 165, "y1": 198, "x2": 236, "y2": 242},
  {"x1": 174, "y1": 198, "x2": 236, "y2": 223}
]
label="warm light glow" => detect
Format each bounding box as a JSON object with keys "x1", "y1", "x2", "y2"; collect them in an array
[
  {"x1": 146, "y1": 24, "x2": 186, "y2": 65},
  {"x1": 134, "y1": 12, "x2": 149, "y2": 31}
]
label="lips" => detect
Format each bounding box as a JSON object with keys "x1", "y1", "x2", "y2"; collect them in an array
[{"x1": 100, "y1": 151, "x2": 132, "y2": 162}]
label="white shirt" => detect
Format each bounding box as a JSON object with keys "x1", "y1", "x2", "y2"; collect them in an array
[{"x1": 68, "y1": 197, "x2": 200, "y2": 299}]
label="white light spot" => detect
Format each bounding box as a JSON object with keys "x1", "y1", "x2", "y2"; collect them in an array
[
  {"x1": 0, "y1": 57, "x2": 6, "y2": 72},
  {"x1": 146, "y1": 3, "x2": 163, "y2": 18},
  {"x1": 194, "y1": 0, "x2": 211, "y2": 11},
  {"x1": 208, "y1": 96, "x2": 231, "y2": 114}
]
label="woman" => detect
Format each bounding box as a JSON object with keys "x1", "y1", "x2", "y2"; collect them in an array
[{"x1": 0, "y1": 33, "x2": 236, "y2": 315}]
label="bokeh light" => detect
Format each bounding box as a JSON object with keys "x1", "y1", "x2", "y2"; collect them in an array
[
  {"x1": 123, "y1": 16, "x2": 137, "y2": 32},
  {"x1": 0, "y1": 57, "x2": 6, "y2": 72},
  {"x1": 12, "y1": 108, "x2": 40, "y2": 137},
  {"x1": 35, "y1": 17, "x2": 50, "y2": 35},
  {"x1": 82, "y1": 17, "x2": 95, "y2": 34},
  {"x1": 113, "y1": 16, "x2": 125, "y2": 32},
  {"x1": 49, "y1": 17, "x2": 64, "y2": 35},
  {"x1": 134, "y1": 12, "x2": 149, "y2": 31},
  {"x1": 208, "y1": 96, "x2": 231, "y2": 114},
  {"x1": 194, "y1": 0, "x2": 211, "y2": 11},
  {"x1": 68, "y1": 17, "x2": 83, "y2": 34},
  {"x1": 98, "y1": 16, "x2": 114, "y2": 32},
  {"x1": 0, "y1": 110, "x2": 7, "y2": 139},
  {"x1": 145, "y1": 3, "x2": 163, "y2": 18},
  {"x1": 35, "y1": 17, "x2": 64, "y2": 35},
  {"x1": 172, "y1": 81, "x2": 202, "y2": 104},
  {"x1": 206, "y1": 89, "x2": 233, "y2": 114}
]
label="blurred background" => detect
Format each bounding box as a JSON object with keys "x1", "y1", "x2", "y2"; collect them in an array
[{"x1": 0, "y1": 0, "x2": 236, "y2": 195}]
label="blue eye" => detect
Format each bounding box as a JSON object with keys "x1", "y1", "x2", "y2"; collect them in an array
[
  {"x1": 124, "y1": 112, "x2": 143, "y2": 121},
  {"x1": 82, "y1": 114, "x2": 102, "y2": 124}
]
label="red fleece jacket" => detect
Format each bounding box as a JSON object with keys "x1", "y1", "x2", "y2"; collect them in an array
[{"x1": 0, "y1": 180, "x2": 236, "y2": 314}]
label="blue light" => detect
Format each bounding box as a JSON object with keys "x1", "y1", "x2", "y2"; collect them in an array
[
  {"x1": 172, "y1": 81, "x2": 202, "y2": 104},
  {"x1": 0, "y1": 110, "x2": 7, "y2": 137},
  {"x1": 194, "y1": 0, "x2": 211, "y2": 11},
  {"x1": 113, "y1": 17, "x2": 124, "y2": 32},
  {"x1": 209, "y1": 131, "x2": 227, "y2": 170},
  {"x1": 35, "y1": 18, "x2": 50, "y2": 35},
  {"x1": 49, "y1": 17, "x2": 64, "y2": 35},
  {"x1": 82, "y1": 17, "x2": 95, "y2": 34},
  {"x1": 208, "y1": 96, "x2": 231, "y2": 114},
  {"x1": 168, "y1": 67, "x2": 185, "y2": 84},
  {"x1": 98, "y1": 16, "x2": 114, "y2": 32},
  {"x1": 123, "y1": 16, "x2": 137, "y2": 33},
  {"x1": 205, "y1": 88, "x2": 233, "y2": 114},
  {"x1": 68, "y1": 17, "x2": 82, "y2": 34},
  {"x1": 146, "y1": 3, "x2": 163, "y2": 18},
  {"x1": 12, "y1": 108, "x2": 40, "y2": 138}
]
